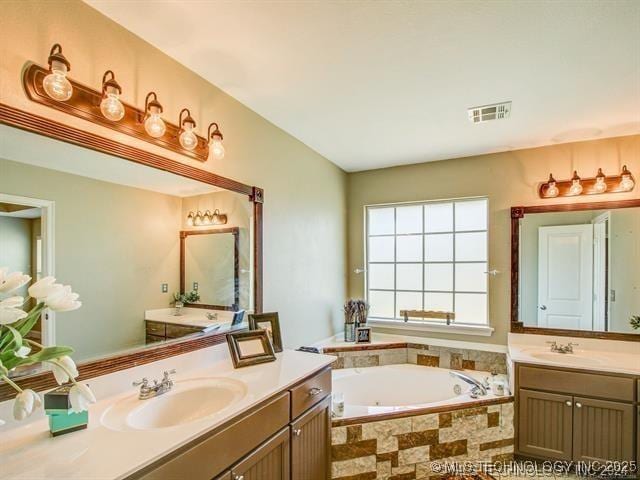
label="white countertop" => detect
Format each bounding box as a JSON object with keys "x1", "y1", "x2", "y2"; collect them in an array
[
  {"x1": 508, "y1": 333, "x2": 640, "y2": 376},
  {"x1": 144, "y1": 307, "x2": 238, "y2": 329},
  {"x1": 0, "y1": 347, "x2": 335, "y2": 480}
]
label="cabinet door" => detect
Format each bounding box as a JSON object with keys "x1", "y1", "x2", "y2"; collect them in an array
[
  {"x1": 573, "y1": 396, "x2": 634, "y2": 462},
  {"x1": 291, "y1": 396, "x2": 331, "y2": 480},
  {"x1": 518, "y1": 389, "x2": 573, "y2": 460},
  {"x1": 213, "y1": 472, "x2": 232, "y2": 480},
  {"x1": 230, "y1": 428, "x2": 289, "y2": 480}
]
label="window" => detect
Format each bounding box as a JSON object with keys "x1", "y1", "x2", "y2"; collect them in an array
[{"x1": 365, "y1": 198, "x2": 489, "y2": 328}]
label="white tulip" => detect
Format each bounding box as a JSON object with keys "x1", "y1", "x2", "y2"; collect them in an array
[
  {"x1": 13, "y1": 389, "x2": 41, "y2": 420},
  {"x1": 45, "y1": 285, "x2": 81, "y2": 312},
  {"x1": 0, "y1": 270, "x2": 31, "y2": 294},
  {"x1": 69, "y1": 383, "x2": 96, "y2": 413},
  {"x1": 0, "y1": 306, "x2": 27, "y2": 325},
  {"x1": 0, "y1": 296, "x2": 24, "y2": 308},
  {"x1": 51, "y1": 356, "x2": 79, "y2": 385},
  {"x1": 28, "y1": 276, "x2": 60, "y2": 301}
]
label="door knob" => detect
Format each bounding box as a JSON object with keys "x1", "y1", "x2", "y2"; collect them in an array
[
  {"x1": 539, "y1": 305, "x2": 547, "y2": 310},
  {"x1": 293, "y1": 428, "x2": 302, "y2": 436},
  {"x1": 565, "y1": 401, "x2": 572, "y2": 407},
  {"x1": 575, "y1": 402, "x2": 582, "y2": 408}
]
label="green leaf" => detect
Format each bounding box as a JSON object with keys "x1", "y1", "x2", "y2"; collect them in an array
[
  {"x1": 0, "y1": 325, "x2": 23, "y2": 353},
  {"x1": 9, "y1": 345, "x2": 74, "y2": 370},
  {"x1": 13, "y1": 303, "x2": 46, "y2": 338}
]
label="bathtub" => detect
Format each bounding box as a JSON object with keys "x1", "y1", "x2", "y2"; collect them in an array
[{"x1": 332, "y1": 363, "x2": 503, "y2": 420}]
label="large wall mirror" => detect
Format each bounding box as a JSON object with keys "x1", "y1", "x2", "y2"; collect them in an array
[
  {"x1": 0, "y1": 108, "x2": 263, "y2": 398},
  {"x1": 511, "y1": 200, "x2": 640, "y2": 340}
]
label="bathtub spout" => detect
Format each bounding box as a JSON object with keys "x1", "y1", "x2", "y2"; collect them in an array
[{"x1": 449, "y1": 371, "x2": 487, "y2": 397}]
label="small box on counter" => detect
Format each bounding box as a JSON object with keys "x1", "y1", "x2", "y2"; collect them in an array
[{"x1": 44, "y1": 385, "x2": 88, "y2": 437}]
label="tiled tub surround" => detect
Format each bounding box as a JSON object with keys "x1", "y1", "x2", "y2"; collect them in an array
[
  {"x1": 322, "y1": 339, "x2": 507, "y2": 375},
  {"x1": 331, "y1": 399, "x2": 514, "y2": 480}
]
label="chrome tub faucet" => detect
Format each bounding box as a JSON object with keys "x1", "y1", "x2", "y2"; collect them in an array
[
  {"x1": 546, "y1": 341, "x2": 578, "y2": 354},
  {"x1": 450, "y1": 371, "x2": 488, "y2": 397}
]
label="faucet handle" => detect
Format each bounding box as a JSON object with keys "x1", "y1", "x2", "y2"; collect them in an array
[
  {"x1": 163, "y1": 369, "x2": 176, "y2": 381},
  {"x1": 133, "y1": 377, "x2": 149, "y2": 388}
]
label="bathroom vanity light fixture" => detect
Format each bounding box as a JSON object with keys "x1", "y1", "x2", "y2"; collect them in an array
[
  {"x1": 23, "y1": 43, "x2": 222, "y2": 162},
  {"x1": 42, "y1": 44, "x2": 73, "y2": 101},
  {"x1": 178, "y1": 108, "x2": 198, "y2": 151},
  {"x1": 539, "y1": 166, "x2": 635, "y2": 198},
  {"x1": 100, "y1": 71, "x2": 125, "y2": 121},
  {"x1": 208, "y1": 123, "x2": 225, "y2": 160},
  {"x1": 186, "y1": 209, "x2": 228, "y2": 227}
]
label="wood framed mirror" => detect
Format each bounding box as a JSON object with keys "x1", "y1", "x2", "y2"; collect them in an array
[
  {"x1": 0, "y1": 103, "x2": 263, "y2": 400},
  {"x1": 180, "y1": 228, "x2": 241, "y2": 311},
  {"x1": 511, "y1": 198, "x2": 640, "y2": 341}
]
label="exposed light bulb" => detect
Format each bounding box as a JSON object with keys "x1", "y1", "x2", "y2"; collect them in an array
[
  {"x1": 620, "y1": 165, "x2": 635, "y2": 191},
  {"x1": 569, "y1": 171, "x2": 583, "y2": 196},
  {"x1": 593, "y1": 169, "x2": 607, "y2": 194},
  {"x1": 145, "y1": 112, "x2": 166, "y2": 138},
  {"x1": 194, "y1": 212, "x2": 203, "y2": 226},
  {"x1": 179, "y1": 123, "x2": 198, "y2": 151},
  {"x1": 43, "y1": 60, "x2": 73, "y2": 101},
  {"x1": 100, "y1": 92, "x2": 125, "y2": 121},
  {"x1": 186, "y1": 212, "x2": 194, "y2": 227},
  {"x1": 211, "y1": 137, "x2": 225, "y2": 160}
]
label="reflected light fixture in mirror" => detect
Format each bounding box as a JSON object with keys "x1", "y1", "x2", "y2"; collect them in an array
[
  {"x1": 208, "y1": 122, "x2": 225, "y2": 160},
  {"x1": 620, "y1": 165, "x2": 635, "y2": 191},
  {"x1": 545, "y1": 174, "x2": 559, "y2": 198},
  {"x1": 593, "y1": 168, "x2": 607, "y2": 193},
  {"x1": 178, "y1": 108, "x2": 198, "y2": 151},
  {"x1": 186, "y1": 209, "x2": 228, "y2": 227},
  {"x1": 42, "y1": 44, "x2": 73, "y2": 101},
  {"x1": 144, "y1": 91, "x2": 166, "y2": 138},
  {"x1": 568, "y1": 171, "x2": 583, "y2": 196},
  {"x1": 100, "y1": 70, "x2": 125, "y2": 121}
]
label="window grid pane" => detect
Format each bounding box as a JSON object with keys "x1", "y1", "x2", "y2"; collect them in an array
[{"x1": 366, "y1": 199, "x2": 488, "y2": 325}]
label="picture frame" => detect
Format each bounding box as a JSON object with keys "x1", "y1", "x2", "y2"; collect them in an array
[
  {"x1": 226, "y1": 330, "x2": 276, "y2": 369},
  {"x1": 248, "y1": 312, "x2": 283, "y2": 353},
  {"x1": 355, "y1": 326, "x2": 372, "y2": 344}
]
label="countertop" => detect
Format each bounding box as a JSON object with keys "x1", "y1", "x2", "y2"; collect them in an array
[
  {"x1": 508, "y1": 333, "x2": 640, "y2": 376},
  {"x1": 144, "y1": 307, "x2": 237, "y2": 329},
  {"x1": 0, "y1": 349, "x2": 335, "y2": 480}
]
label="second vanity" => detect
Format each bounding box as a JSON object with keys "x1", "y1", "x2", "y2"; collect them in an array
[
  {"x1": 508, "y1": 333, "x2": 640, "y2": 464},
  {"x1": 0, "y1": 345, "x2": 335, "y2": 480}
]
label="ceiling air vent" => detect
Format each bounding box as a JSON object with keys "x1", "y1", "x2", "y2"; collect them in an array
[{"x1": 468, "y1": 101, "x2": 512, "y2": 123}]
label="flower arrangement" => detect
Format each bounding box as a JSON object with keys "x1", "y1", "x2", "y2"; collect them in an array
[
  {"x1": 172, "y1": 290, "x2": 200, "y2": 305},
  {"x1": 0, "y1": 267, "x2": 96, "y2": 425},
  {"x1": 630, "y1": 315, "x2": 640, "y2": 330}
]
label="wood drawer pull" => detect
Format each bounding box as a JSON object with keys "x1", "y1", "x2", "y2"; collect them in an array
[
  {"x1": 293, "y1": 428, "x2": 302, "y2": 436},
  {"x1": 309, "y1": 387, "x2": 323, "y2": 396},
  {"x1": 565, "y1": 401, "x2": 572, "y2": 407},
  {"x1": 575, "y1": 402, "x2": 582, "y2": 408}
]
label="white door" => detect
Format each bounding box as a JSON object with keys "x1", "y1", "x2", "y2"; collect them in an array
[{"x1": 538, "y1": 224, "x2": 593, "y2": 330}]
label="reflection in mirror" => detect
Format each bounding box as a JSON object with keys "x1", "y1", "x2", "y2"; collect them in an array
[
  {"x1": 519, "y1": 207, "x2": 639, "y2": 334},
  {"x1": 0, "y1": 125, "x2": 253, "y2": 375},
  {"x1": 237, "y1": 338, "x2": 264, "y2": 357}
]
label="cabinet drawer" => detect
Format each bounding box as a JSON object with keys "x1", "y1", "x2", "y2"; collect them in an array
[
  {"x1": 166, "y1": 323, "x2": 202, "y2": 338},
  {"x1": 145, "y1": 334, "x2": 165, "y2": 344},
  {"x1": 145, "y1": 321, "x2": 166, "y2": 336},
  {"x1": 518, "y1": 365, "x2": 635, "y2": 402},
  {"x1": 290, "y1": 368, "x2": 331, "y2": 419}
]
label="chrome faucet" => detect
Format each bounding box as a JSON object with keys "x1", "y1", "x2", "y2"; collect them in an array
[
  {"x1": 205, "y1": 312, "x2": 218, "y2": 321},
  {"x1": 133, "y1": 369, "x2": 176, "y2": 400},
  {"x1": 450, "y1": 371, "x2": 488, "y2": 397},
  {"x1": 546, "y1": 341, "x2": 578, "y2": 354}
]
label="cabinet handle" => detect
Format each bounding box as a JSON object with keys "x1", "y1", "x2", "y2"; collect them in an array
[
  {"x1": 293, "y1": 428, "x2": 302, "y2": 436},
  {"x1": 565, "y1": 401, "x2": 572, "y2": 407},
  {"x1": 309, "y1": 387, "x2": 323, "y2": 396},
  {"x1": 575, "y1": 402, "x2": 582, "y2": 408},
  {"x1": 234, "y1": 476, "x2": 244, "y2": 480}
]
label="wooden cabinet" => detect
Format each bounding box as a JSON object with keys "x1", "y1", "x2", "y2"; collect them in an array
[
  {"x1": 518, "y1": 389, "x2": 573, "y2": 460},
  {"x1": 291, "y1": 396, "x2": 331, "y2": 480},
  {"x1": 145, "y1": 320, "x2": 203, "y2": 344},
  {"x1": 515, "y1": 363, "x2": 637, "y2": 464},
  {"x1": 572, "y1": 396, "x2": 634, "y2": 462},
  {"x1": 231, "y1": 428, "x2": 290, "y2": 480}
]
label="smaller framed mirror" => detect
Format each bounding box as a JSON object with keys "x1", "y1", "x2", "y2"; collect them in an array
[{"x1": 180, "y1": 228, "x2": 240, "y2": 310}]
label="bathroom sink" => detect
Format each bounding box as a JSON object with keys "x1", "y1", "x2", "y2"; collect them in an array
[
  {"x1": 528, "y1": 351, "x2": 606, "y2": 367},
  {"x1": 102, "y1": 377, "x2": 247, "y2": 431}
]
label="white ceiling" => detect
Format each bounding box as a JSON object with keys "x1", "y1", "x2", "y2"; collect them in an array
[
  {"x1": 87, "y1": 1, "x2": 640, "y2": 172},
  {"x1": 0, "y1": 125, "x2": 220, "y2": 197}
]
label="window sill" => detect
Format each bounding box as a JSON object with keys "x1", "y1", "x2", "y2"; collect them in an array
[{"x1": 366, "y1": 318, "x2": 495, "y2": 337}]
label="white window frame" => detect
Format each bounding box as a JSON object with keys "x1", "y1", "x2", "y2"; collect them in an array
[{"x1": 364, "y1": 197, "x2": 494, "y2": 336}]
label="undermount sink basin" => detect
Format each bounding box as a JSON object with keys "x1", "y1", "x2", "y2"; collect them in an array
[
  {"x1": 528, "y1": 351, "x2": 606, "y2": 367},
  {"x1": 102, "y1": 377, "x2": 247, "y2": 431}
]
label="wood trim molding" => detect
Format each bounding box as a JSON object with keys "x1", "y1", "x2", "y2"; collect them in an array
[
  {"x1": 180, "y1": 227, "x2": 241, "y2": 310},
  {"x1": 510, "y1": 199, "x2": 640, "y2": 342},
  {"x1": 0, "y1": 102, "x2": 264, "y2": 400}
]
